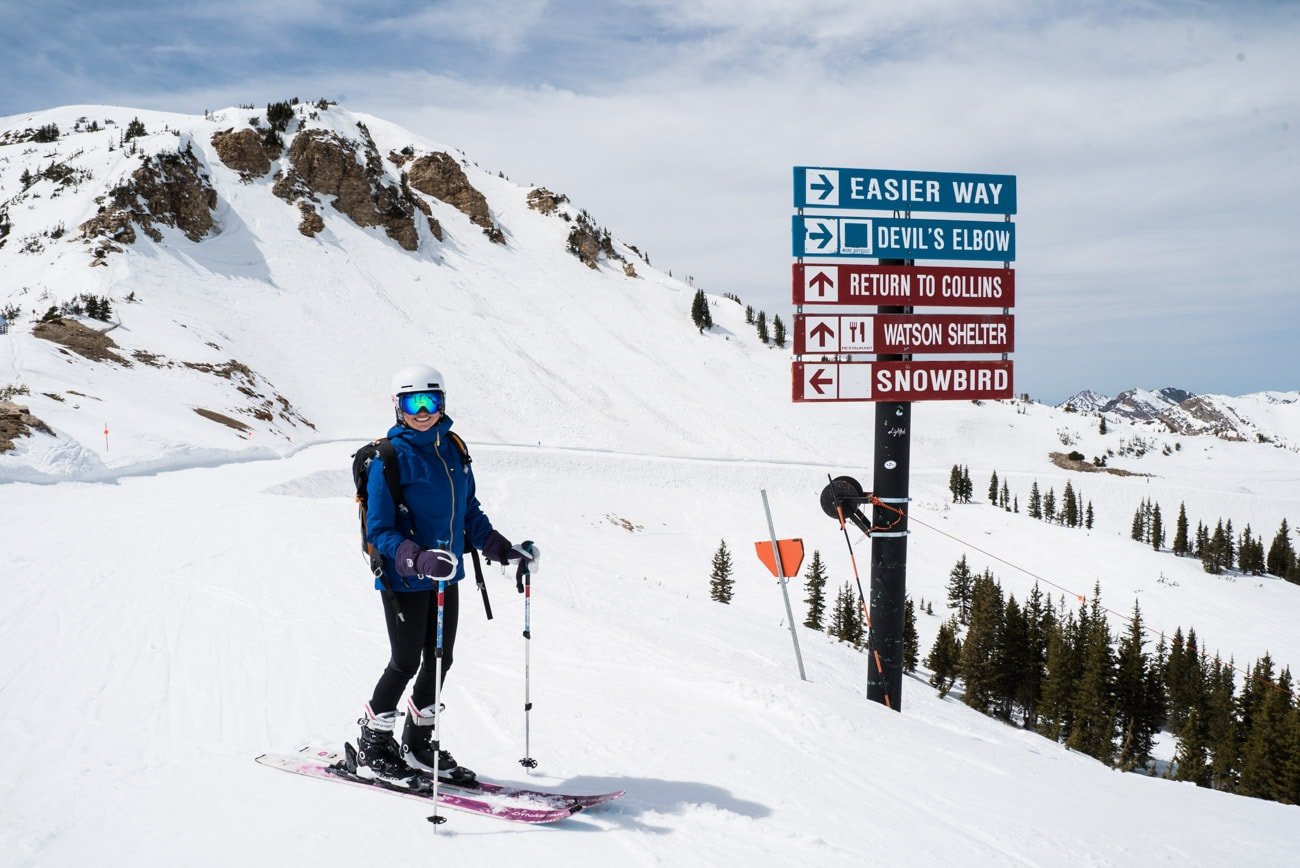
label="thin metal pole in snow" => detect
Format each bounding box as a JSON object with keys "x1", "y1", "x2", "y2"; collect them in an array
[{"x1": 761, "y1": 489, "x2": 807, "y2": 681}]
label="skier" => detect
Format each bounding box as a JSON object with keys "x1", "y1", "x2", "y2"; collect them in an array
[{"x1": 357, "y1": 363, "x2": 538, "y2": 784}]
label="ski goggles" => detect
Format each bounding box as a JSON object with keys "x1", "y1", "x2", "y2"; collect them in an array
[{"x1": 397, "y1": 390, "x2": 443, "y2": 416}]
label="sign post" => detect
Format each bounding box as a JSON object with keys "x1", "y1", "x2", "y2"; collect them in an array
[
  {"x1": 759, "y1": 490, "x2": 807, "y2": 682},
  {"x1": 868, "y1": 257, "x2": 909, "y2": 711},
  {"x1": 791, "y1": 165, "x2": 1017, "y2": 711}
]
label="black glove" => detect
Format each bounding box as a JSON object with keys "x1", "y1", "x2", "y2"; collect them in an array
[
  {"x1": 482, "y1": 530, "x2": 514, "y2": 564},
  {"x1": 395, "y1": 539, "x2": 457, "y2": 579}
]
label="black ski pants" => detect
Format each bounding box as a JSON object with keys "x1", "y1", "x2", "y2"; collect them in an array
[{"x1": 369, "y1": 583, "x2": 460, "y2": 714}]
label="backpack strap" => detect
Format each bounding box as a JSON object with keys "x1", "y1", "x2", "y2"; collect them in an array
[
  {"x1": 447, "y1": 431, "x2": 472, "y2": 467},
  {"x1": 374, "y1": 439, "x2": 411, "y2": 530}
]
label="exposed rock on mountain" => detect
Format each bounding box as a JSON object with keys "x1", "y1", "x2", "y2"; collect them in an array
[
  {"x1": 32, "y1": 317, "x2": 131, "y2": 365},
  {"x1": 406, "y1": 152, "x2": 504, "y2": 243},
  {"x1": 0, "y1": 401, "x2": 53, "y2": 453},
  {"x1": 211, "y1": 128, "x2": 273, "y2": 180},
  {"x1": 1101, "y1": 387, "x2": 1195, "y2": 423},
  {"x1": 527, "y1": 187, "x2": 569, "y2": 215},
  {"x1": 1060, "y1": 389, "x2": 1108, "y2": 413},
  {"x1": 79, "y1": 146, "x2": 217, "y2": 247},
  {"x1": 272, "y1": 127, "x2": 424, "y2": 251}
]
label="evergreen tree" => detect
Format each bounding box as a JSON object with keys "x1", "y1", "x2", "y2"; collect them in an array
[
  {"x1": 802, "y1": 550, "x2": 828, "y2": 630},
  {"x1": 1065, "y1": 588, "x2": 1116, "y2": 764},
  {"x1": 1131, "y1": 505, "x2": 1145, "y2": 542},
  {"x1": 1238, "y1": 665, "x2": 1293, "y2": 801},
  {"x1": 1194, "y1": 521, "x2": 1209, "y2": 559},
  {"x1": 1016, "y1": 584, "x2": 1049, "y2": 729},
  {"x1": 903, "y1": 597, "x2": 919, "y2": 674},
  {"x1": 1085, "y1": 502, "x2": 1094, "y2": 530},
  {"x1": 1151, "y1": 504, "x2": 1164, "y2": 551},
  {"x1": 959, "y1": 571, "x2": 1004, "y2": 714},
  {"x1": 1205, "y1": 655, "x2": 1239, "y2": 790},
  {"x1": 1062, "y1": 481, "x2": 1079, "y2": 528},
  {"x1": 772, "y1": 314, "x2": 787, "y2": 348},
  {"x1": 960, "y1": 466, "x2": 974, "y2": 503},
  {"x1": 1173, "y1": 502, "x2": 1190, "y2": 556},
  {"x1": 948, "y1": 464, "x2": 963, "y2": 503},
  {"x1": 1114, "y1": 602, "x2": 1160, "y2": 769},
  {"x1": 756, "y1": 311, "x2": 769, "y2": 344},
  {"x1": 994, "y1": 595, "x2": 1030, "y2": 722},
  {"x1": 708, "y1": 539, "x2": 734, "y2": 603},
  {"x1": 1044, "y1": 488, "x2": 1056, "y2": 523},
  {"x1": 829, "y1": 582, "x2": 863, "y2": 647},
  {"x1": 1000, "y1": 480, "x2": 1010, "y2": 510},
  {"x1": 1014, "y1": 495, "x2": 1020, "y2": 515},
  {"x1": 1267, "y1": 519, "x2": 1296, "y2": 578},
  {"x1": 1037, "y1": 605, "x2": 1078, "y2": 742},
  {"x1": 988, "y1": 470, "x2": 999, "y2": 503},
  {"x1": 946, "y1": 555, "x2": 975, "y2": 625},
  {"x1": 926, "y1": 618, "x2": 962, "y2": 697},
  {"x1": 690, "y1": 289, "x2": 708, "y2": 332},
  {"x1": 1028, "y1": 480, "x2": 1042, "y2": 520},
  {"x1": 1172, "y1": 708, "x2": 1213, "y2": 787},
  {"x1": 124, "y1": 117, "x2": 147, "y2": 140},
  {"x1": 1099, "y1": 416, "x2": 1107, "y2": 435},
  {"x1": 744, "y1": 304, "x2": 754, "y2": 324}
]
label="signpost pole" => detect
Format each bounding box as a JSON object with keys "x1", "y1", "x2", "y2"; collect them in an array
[
  {"x1": 867, "y1": 257, "x2": 911, "y2": 711},
  {"x1": 761, "y1": 489, "x2": 807, "y2": 682}
]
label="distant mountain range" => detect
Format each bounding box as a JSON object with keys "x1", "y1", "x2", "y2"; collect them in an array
[{"x1": 1060, "y1": 387, "x2": 1300, "y2": 446}]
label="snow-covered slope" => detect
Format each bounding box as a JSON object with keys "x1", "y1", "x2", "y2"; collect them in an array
[{"x1": 2, "y1": 105, "x2": 1299, "y2": 865}]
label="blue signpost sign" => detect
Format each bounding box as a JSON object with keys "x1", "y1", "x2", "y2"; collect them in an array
[
  {"x1": 792, "y1": 215, "x2": 1015, "y2": 261},
  {"x1": 794, "y1": 166, "x2": 1016, "y2": 215}
]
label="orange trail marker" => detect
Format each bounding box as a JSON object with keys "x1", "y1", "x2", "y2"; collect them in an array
[{"x1": 754, "y1": 539, "x2": 805, "y2": 579}]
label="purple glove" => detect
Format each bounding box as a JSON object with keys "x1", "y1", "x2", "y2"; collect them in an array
[{"x1": 395, "y1": 539, "x2": 458, "y2": 579}]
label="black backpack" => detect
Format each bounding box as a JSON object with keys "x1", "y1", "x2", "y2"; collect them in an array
[{"x1": 350, "y1": 433, "x2": 491, "y2": 617}]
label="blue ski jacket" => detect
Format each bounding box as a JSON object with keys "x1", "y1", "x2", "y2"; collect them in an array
[{"x1": 365, "y1": 415, "x2": 495, "y2": 591}]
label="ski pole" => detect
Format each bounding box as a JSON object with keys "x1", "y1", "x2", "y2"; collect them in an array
[
  {"x1": 428, "y1": 578, "x2": 448, "y2": 827},
  {"x1": 517, "y1": 541, "x2": 537, "y2": 769}
]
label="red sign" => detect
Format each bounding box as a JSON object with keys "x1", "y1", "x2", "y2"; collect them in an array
[
  {"x1": 793, "y1": 313, "x2": 1013, "y2": 355},
  {"x1": 793, "y1": 360, "x2": 1013, "y2": 402},
  {"x1": 792, "y1": 264, "x2": 1014, "y2": 307}
]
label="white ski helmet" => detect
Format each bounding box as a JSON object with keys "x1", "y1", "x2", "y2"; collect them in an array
[{"x1": 391, "y1": 363, "x2": 445, "y2": 397}]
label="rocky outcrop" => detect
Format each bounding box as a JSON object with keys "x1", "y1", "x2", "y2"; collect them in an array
[
  {"x1": 297, "y1": 202, "x2": 324, "y2": 237},
  {"x1": 565, "y1": 212, "x2": 621, "y2": 269},
  {"x1": 273, "y1": 127, "x2": 425, "y2": 251},
  {"x1": 79, "y1": 146, "x2": 217, "y2": 247},
  {"x1": 32, "y1": 317, "x2": 132, "y2": 365},
  {"x1": 211, "y1": 128, "x2": 272, "y2": 179},
  {"x1": 407, "y1": 153, "x2": 504, "y2": 243},
  {"x1": 0, "y1": 401, "x2": 54, "y2": 453},
  {"x1": 527, "y1": 187, "x2": 569, "y2": 215}
]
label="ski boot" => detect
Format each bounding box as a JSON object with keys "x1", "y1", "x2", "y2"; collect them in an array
[
  {"x1": 402, "y1": 700, "x2": 477, "y2": 785},
  {"x1": 355, "y1": 709, "x2": 421, "y2": 786}
]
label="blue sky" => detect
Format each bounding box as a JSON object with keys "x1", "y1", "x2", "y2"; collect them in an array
[{"x1": 3, "y1": 0, "x2": 1297, "y2": 401}]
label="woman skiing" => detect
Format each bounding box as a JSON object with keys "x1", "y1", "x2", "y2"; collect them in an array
[{"x1": 357, "y1": 363, "x2": 538, "y2": 784}]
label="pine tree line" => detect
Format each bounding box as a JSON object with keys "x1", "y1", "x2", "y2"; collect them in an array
[
  {"x1": 1135, "y1": 500, "x2": 1298, "y2": 582},
  {"x1": 955, "y1": 468, "x2": 1094, "y2": 529},
  {"x1": 926, "y1": 561, "x2": 1300, "y2": 804}
]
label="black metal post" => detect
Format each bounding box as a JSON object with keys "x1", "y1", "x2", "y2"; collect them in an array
[{"x1": 867, "y1": 257, "x2": 911, "y2": 711}]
